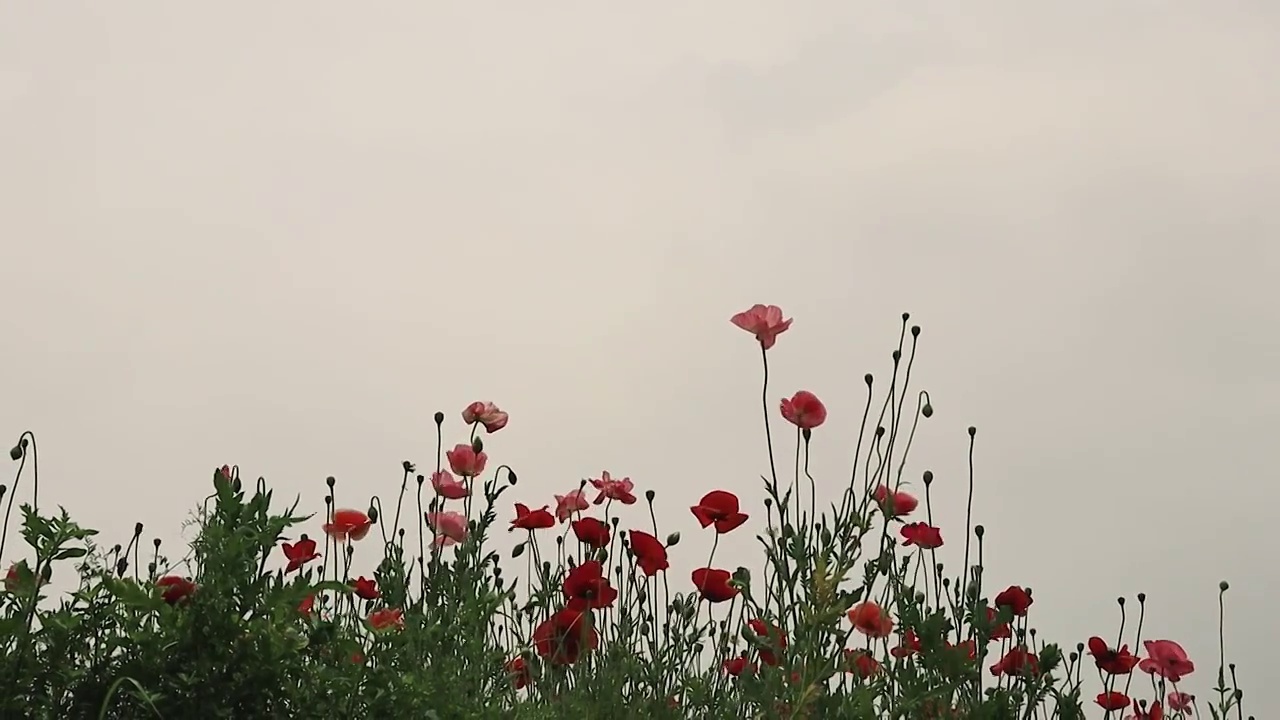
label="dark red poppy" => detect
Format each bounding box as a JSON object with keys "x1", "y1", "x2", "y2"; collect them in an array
[
  {"x1": 350, "y1": 576, "x2": 380, "y2": 600},
  {"x1": 281, "y1": 536, "x2": 321, "y2": 573},
  {"x1": 511, "y1": 503, "x2": 556, "y2": 531},
  {"x1": 994, "y1": 585, "x2": 1033, "y2": 617},
  {"x1": 533, "y1": 607, "x2": 598, "y2": 665},
  {"x1": 298, "y1": 594, "x2": 315, "y2": 616},
  {"x1": 843, "y1": 649, "x2": 880, "y2": 678},
  {"x1": 628, "y1": 530, "x2": 669, "y2": 576},
  {"x1": 900, "y1": 522, "x2": 944, "y2": 549},
  {"x1": 505, "y1": 656, "x2": 532, "y2": 689},
  {"x1": 982, "y1": 605, "x2": 1012, "y2": 640},
  {"x1": 891, "y1": 628, "x2": 921, "y2": 658},
  {"x1": 690, "y1": 491, "x2": 749, "y2": 534},
  {"x1": 1095, "y1": 691, "x2": 1131, "y2": 711},
  {"x1": 562, "y1": 560, "x2": 618, "y2": 610},
  {"x1": 1087, "y1": 636, "x2": 1141, "y2": 675},
  {"x1": 746, "y1": 618, "x2": 787, "y2": 666},
  {"x1": 989, "y1": 646, "x2": 1039, "y2": 677},
  {"x1": 156, "y1": 575, "x2": 196, "y2": 605},
  {"x1": 571, "y1": 517, "x2": 611, "y2": 549},
  {"x1": 721, "y1": 654, "x2": 755, "y2": 676},
  {"x1": 691, "y1": 567, "x2": 739, "y2": 603},
  {"x1": 947, "y1": 639, "x2": 977, "y2": 662}
]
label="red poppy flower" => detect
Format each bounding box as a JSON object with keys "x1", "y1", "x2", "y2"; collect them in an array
[
  {"x1": 721, "y1": 654, "x2": 756, "y2": 676},
  {"x1": 562, "y1": 560, "x2": 618, "y2": 610},
  {"x1": 445, "y1": 443, "x2": 488, "y2": 478},
  {"x1": 891, "y1": 628, "x2": 921, "y2": 658},
  {"x1": 1087, "y1": 636, "x2": 1140, "y2": 675},
  {"x1": 872, "y1": 484, "x2": 919, "y2": 519},
  {"x1": 994, "y1": 585, "x2": 1033, "y2": 617},
  {"x1": 843, "y1": 649, "x2": 881, "y2": 678},
  {"x1": 1095, "y1": 691, "x2": 1131, "y2": 711},
  {"x1": 730, "y1": 304, "x2": 792, "y2": 350},
  {"x1": 900, "y1": 522, "x2": 944, "y2": 549},
  {"x1": 462, "y1": 401, "x2": 509, "y2": 433},
  {"x1": 156, "y1": 575, "x2": 196, "y2": 605},
  {"x1": 989, "y1": 646, "x2": 1039, "y2": 677},
  {"x1": 690, "y1": 491, "x2": 749, "y2": 534},
  {"x1": 628, "y1": 530, "x2": 669, "y2": 576},
  {"x1": 505, "y1": 656, "x2": 531, "y2": 689},
  {"x1": 533, "y1": 607, "x2": 598, "y2": 665},
  {"x1": 948, "y1": 639, "x2": 977, "y2": 662},
  {"x1": 1139, "y1": 640, "x2": 1195, "y2": 683},
  {"x1": 571, "y1": 517, "x2": 611, "y2": 549},
  {"x1": 780, "y1": 391, "x2": 827, "y2": 429},
  {"x1": 367, "y1": 607, "x2": 404, "y2": 632},
  {"x1": 746, "y1": 618, "x2": 788, "y2": 666},
  {"x1": 691, "y1": 567, "x2": 739, "y2": 603},
  {"x1": 323, "y1": 508, "x2": 372, "y2": 542},
  {"x1": 350, "y1": 576, "x2": 380, "y2": 600},
  {"x1": 281, "y1": 537, "x2": 320, "y2": 573},
  {"x1": 848, "y1": 601, "x2": 894, "y2": 638},
  {"x1": 298, "y1": 594, "x2": 315, "y2": 616},
  {"x1": 1132, "y1": 700, "x2": 1164, "y2": 720},
  {"x1": 982, "y1": 605, "x2": 1012, "y2": 640},
  {"x1": 511, "y1": 503, "x2": 556, "y2": 531}
]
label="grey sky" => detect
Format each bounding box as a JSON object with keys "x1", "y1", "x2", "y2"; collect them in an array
[{"x1": 2, "y1": 3, "x2": 1277, "y2": 715}]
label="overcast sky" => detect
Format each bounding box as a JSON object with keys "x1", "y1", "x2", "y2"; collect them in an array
[{"x1": 2, "y1": 3, "x2": 1277, "y2": 715}]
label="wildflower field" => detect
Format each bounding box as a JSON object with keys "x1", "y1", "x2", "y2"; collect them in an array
[{"x1": 0, "y1": 306, "x2": 1251, "y2": 719}]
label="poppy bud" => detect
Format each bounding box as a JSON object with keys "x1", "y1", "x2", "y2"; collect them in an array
[
  {"x1": 1219, "y1": 580, "x2": 1230, "y2": 592},
  {"x1": 0, "y1": 485, "x2": 6, "y2": 501},
  {"x1": 922, "y1": 403, "x2": 933, "y2": 418},
  {"x1": 367, "y1": 506, "x2": 378, "y2": 523},
  {"x1": 645, "y1": 490, "x2": 656, "y2": 502},
  {"x1": 326, "y1": 476, "x2": 336, "y2": 488},
  {"x1": 511, "y1": 542, "x2": 525, "y2": 558},
  {"x1": 133, "y1": 522, "x2": 144, "y2": 537},
  {"x1": 864, "y1": 373, "x2": 873, "y2": 386},
  {"x1": 147, "y1": 562, "x2": 157, "y2": 576},
  {"x1": 911, "y1": 324, "x2": 920, "y2": 337},
  {"x1": 8, "y1": 444, "x2": 21, "y2": 461},
  {"x1": 507, "y1": 470, "x2": 518, "y2": 485},
  {"x1": 471, "y1": 437, "x2": 484, "y2": 454},
  {"x1": 974, "y1": 525, "x2": 984, "y2": 538},
  {"x1": 402, "y1": 460, "x2": 415, "y2": 473},
  {"x1": 232, "y1": 477, "x2": 242, "y2": 493},
  {"x1": 923, "y1": 470, "x2": 933, "y2": 485},
  {"x1": 665, "y1": 532, "x2": 680, "y2": 547},
  {"x1": 153, "y1": 538, "x2": 161, "y2": 548},
  {"x1": 416, "y1": 474, "x2": 425, "y2": 485},
  {"x1": 892, "y1": 350, "x2": 901, "y2": 362},
  {"x1": 433, "y1": 411, "x2": 445, "y2": 425},
  {"x1": 115, "y1": 558, "x2": 128, "y2": 576}
]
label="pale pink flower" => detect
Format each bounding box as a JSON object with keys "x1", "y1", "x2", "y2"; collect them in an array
[
  {"x1": 431, "y1": 470, "x2": 470, "y2": 500},
  {"x1": 590, "y1": 471, "x2": 637, "y2": 505},
  {"x1": 1167, "y1": 692, "x2": 1193, "y2": 713},
  {"x1": 554, "y1": 489, "x2": 590, "y2": 523},
  {"x1": 426, "y1": 511, "x2": 469, "y2": 547},
  {"x1": 730, "y1": 304, "x2": 792, "y2": 350},
  {"x1": 462, "y1": 401, "x2": 509, "y2": 433}
]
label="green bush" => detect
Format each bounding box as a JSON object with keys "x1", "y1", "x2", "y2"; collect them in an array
[{"x1": 0, "y1": 307, "x2": 1249, "y2": 719}]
